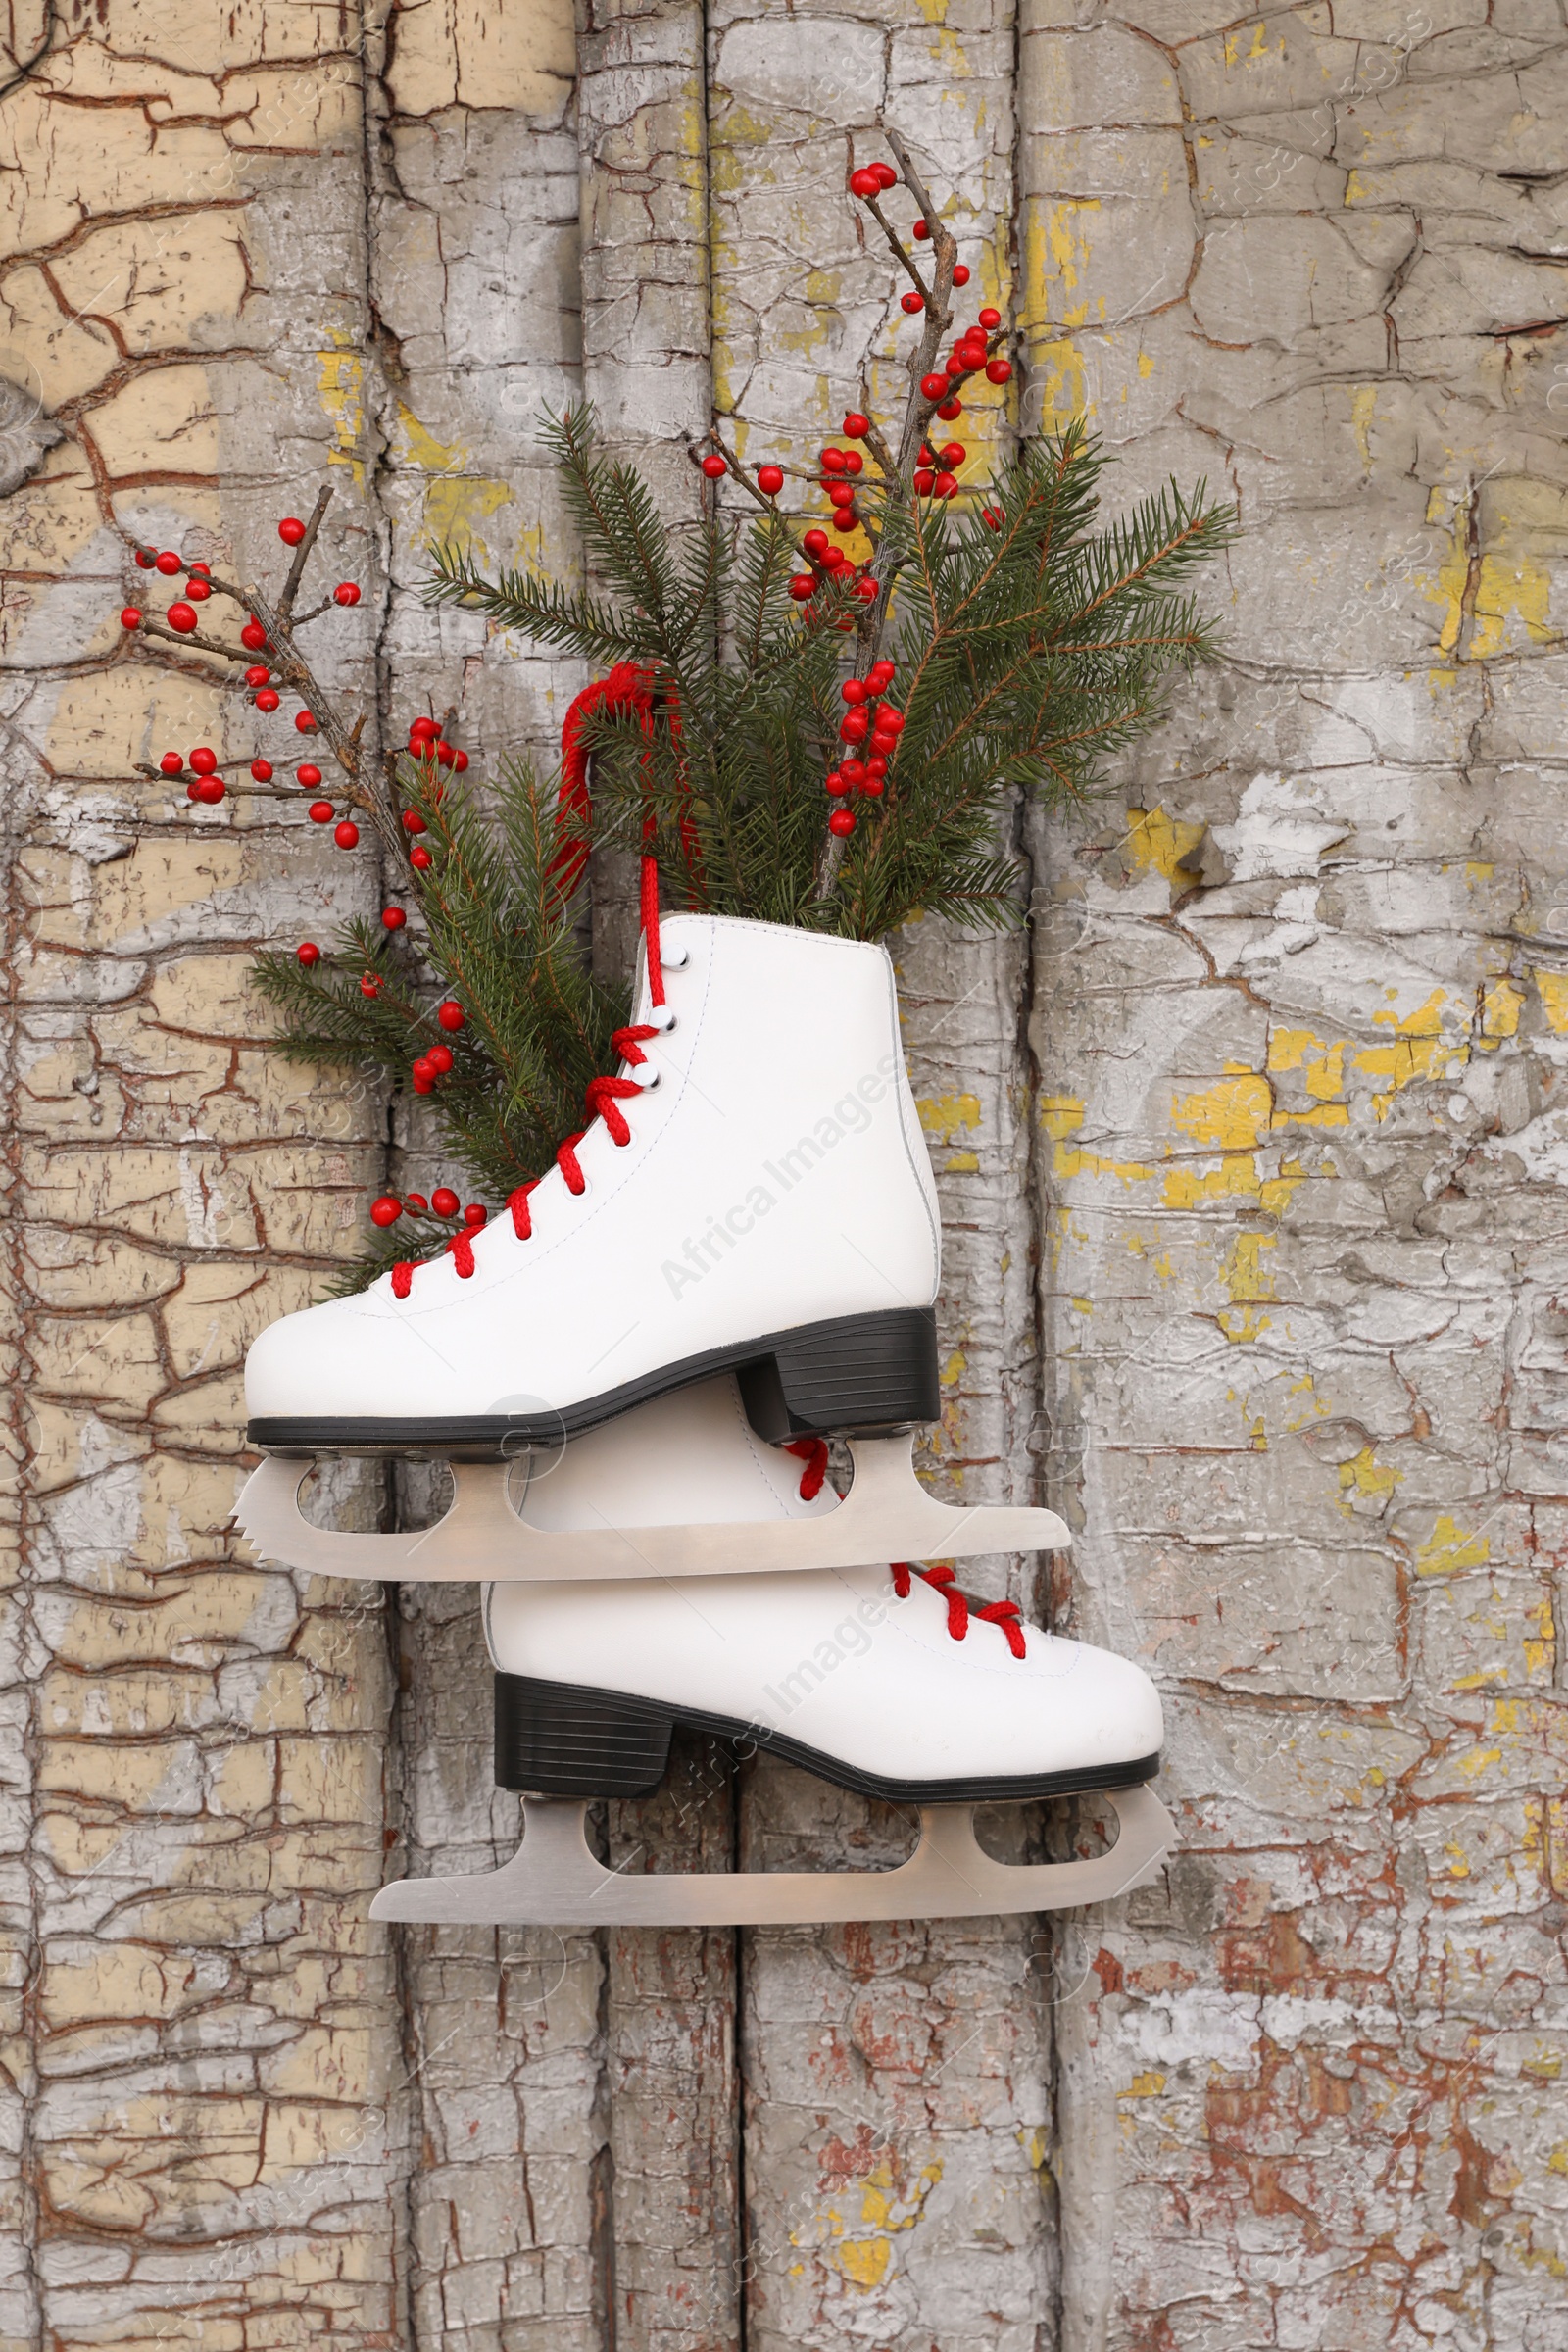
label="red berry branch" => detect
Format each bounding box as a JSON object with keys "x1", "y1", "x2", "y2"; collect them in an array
[{"x1": 683, "y1": 128, "x2": 1014, "y2": 882}]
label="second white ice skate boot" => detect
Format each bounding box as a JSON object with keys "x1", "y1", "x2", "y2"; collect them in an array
[
  {"x1": 245, "y1": 910, "x2": 943, "y2": 1458},
  {"x1": 369, "y1": 1374, "x2": 1174, "y2": 1928}
]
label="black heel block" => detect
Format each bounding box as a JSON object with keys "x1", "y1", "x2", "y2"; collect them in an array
[
  {"x1": 494, "y1": 1673, "x2": 674, "y2": 1798},
  {"x1": 736, "y1": 1305, "x2": 939, "y2": 1441}
]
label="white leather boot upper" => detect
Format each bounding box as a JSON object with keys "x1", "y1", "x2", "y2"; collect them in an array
[
  {"x1": 245, "y1": 913, "x2": 941, "y2": 1426},
  {"x1": 485, "y1": 1378, "x2": 1163, "y2": 1788}
]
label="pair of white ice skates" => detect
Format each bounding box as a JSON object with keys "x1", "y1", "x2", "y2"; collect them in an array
[{"x1": 237, "y1": 912, "x2": 1173, "y2": 1924}]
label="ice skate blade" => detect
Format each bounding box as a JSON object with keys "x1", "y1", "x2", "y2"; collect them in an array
[
  {"x1": 369, "y1": 1784, "x2": 1175, "y2": 1927},
  {"x1": 233, "y1": 1434, "x2": 1072, "y2": 1583}
]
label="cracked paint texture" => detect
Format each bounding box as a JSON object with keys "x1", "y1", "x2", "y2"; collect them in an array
[{"x1": 7, "y1": 0, "x2": 1567, "y2": 2348}]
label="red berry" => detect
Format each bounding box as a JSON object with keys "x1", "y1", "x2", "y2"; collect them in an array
[
  {"x1": 361, "y1": 972, "x2": 381, "y2": 999},
  {"x1": 405, "y1": 1194, "x2": 428, "y2": 1212},
  {"x1": 843, "y1": 413, "x2": 869, "y2": 438},
  {"x1": 913, "y1": 218, "x2": 929, "y2": 240},
  {"x1": 827, "y1": 481, "x2": 856, "y2": 509},
  {"x1": 402, "y1": 808, "x2": 426, "y2": 833},
  {"x1": 982, "y1": 506, "x2": 1004, "y2": 530},
  {"x1": 789, "y1": 575, "x2": 816, "y2": 602},
  {"x1": 184, "y1": 577, "x2": 211, "y2": 601},
  {"x1": 297, "y1": 762, "x2": 322, "y2": 788},
  {"x1": 295, "y1": 710, "x2": 317, "y2": 733},
  {"x1": 188, "y1": 561, "x2": 211, "y2": 576},
  {"x1": 901, "y1": 291, "x2": 924, "y2": 315},
  {"x1": 278, "y1": 516, "x2": 307, "y2": 545},
  {"x1": 934, "y1": 471, "x2": 957, "y2": 498},
  {"x1": 803, "y1": 527, "x2": 830, "y2": 559},
  {"x1": 840, "y1": 710, "x2": 869, "y2": 743},
  {"x1": 452, "y1": 749, "x2": 469, "y2": 772},
  {"x1": 412, "y1": 1073, "x2": 435, "y2": 1096},
  {"x1": 868, "y1": 659, "x2": 896, "y2": 687},
  {"x1": 437, "y1": 1001, "x2": 465, "y2": 1032},
  {"x1": 241, "y1": 620, "x2": 267, "y2": 650},
  {"x1": 334, "y1": 819, "x2": 359, "y2": 848},
  {"x1": 953, "y1": 264, "x2": 970, "y2": 286},
  {"x1": 860, "y1": 772, "x2": 885, "y2": 797},
  {"x1": 167, "y1": 602, "x2": 198, "y2": 633},
  {"x1": 186, "y1": 781, "x2": 202, "y2": 803},
  {"x1": 938, "y1": 397, "x2": 962, "y2": 420},
  {"x1": 333, "y1": 582, "x2": 361, "y2": 606},
  {"x1": 842, "y1": 451, "x2": 863, "y2": 476},
  {"x1": 913, "y1": 468, "x2": 935, "y2": 496},
  {"x1": 382, "y1": 906, "x2": 406, "y2": 930},
  {"x1": 829, "y1": 808, "x2": 856, "y2": 837},
  {"x1": 309, "y1": 801, "x2": 333, "y2": 823},
  {"x1": 849, "y1": 168, "x2": 880, "y2": 198},
  {"x1": 155, "y1": 550, "x2": 181, "y2": 576},
  {"x1": 820, "y1": 544, "x2": 848, "y2": 569},
  {"x1": 878, "y1": 708, "x2": 905, "y2": 735},
  {"x1": 159, "y1": 751, "x2": 183, "y2": 776},
  {"x1": 757, "y1": 465, "x2": 784, "y2": 495},
  {"x1": 825, "y1": 770, "x2": 850, "y2": 796},
  {"x1": 196, "y1": 775, "x2": 225, "y2": 805},
  {"x1": 979, "y1": 306, "x2": 1002, "y2": 330},
  {"x1": 297, "y1": 942, "x2": 320, "y2": 966},
  {"x1": 251, "y1": 759, "x2": 273, "y2": 781},
  {"x1": 831, "y1": 510, "x2": 858, "y2": 533},
  {"x1": 842, "y1": 678, "x2": 868, "y2": 705},
  {"x1": 244, "y1": 664, "x2": 270, "y2": 687},
  {"x1": 370, "y1": 1196, "x2": 403, "y2": 1228},
  {"x1": 700, "y1": 453, "x2": 727, "y2": 479},
  {"x1": 986, "y1": 359, "x2": 1012, "y2": 384},
  {"x1": 427, "y1": 1044, "x2": 454, "y2": 1075},
  {"x1": 431, "y1": 1187, "x2": 460, "y2": 1218},
  {"x1": 255, "y1": 688, "x2": 280, "y2": 712},
  {"x1": 941, "y1": 442, "x2": 965, "y2": 467},
  {"x1": 838, "y1": 758, "x2": 865, "y2": 785},
  {"x1": 189, "y1": 746, "x2": 218, "y2": 775},
  {"x1": 920, "y1": 372, "x2": 949, "y2": 402},
  {"x1": 855, "y1": 577, "x2": 878, "y2": 602},
  {"x1": 872, "y1": 162, "x2": 898, "y2": 189},
  {"x1": 821, "y1": 448, "x2": 846, "y2": 474},
  {"x1": 410, "y1": 844, "x2": 433, "y2": 869},
  {"x1": 410, "y1": 715, "x2": 440, "y2": 740},
  {"x1": 866, "y1": 755, "x2": 889, "y2": 780},
  {"x1": 134, "y1": 549, "x2": 155, "y2": 569},
  {"x1": 948, "y1": 353, "x2": 970, "y2": 378}
]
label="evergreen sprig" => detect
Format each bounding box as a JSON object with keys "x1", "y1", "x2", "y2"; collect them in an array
[{"x1": 426, "y1": 411, "x2": 1233, "y2": 940}]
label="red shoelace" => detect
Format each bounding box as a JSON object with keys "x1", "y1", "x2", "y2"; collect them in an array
[
  {"x1": 391, "y1": 858, "x2": 667, "y2": 1299},
  {"x1": 788, "y1": 1443, "x2": 1025, "y2": 1660},
  {"x1": 893, "y1": 1561, "x2": 1027, "y2": 1658}
]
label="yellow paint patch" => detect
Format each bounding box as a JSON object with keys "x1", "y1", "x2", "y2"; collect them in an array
[
  {"x1": 1339, "y1": 1446, "x2": 1401, "y2": 1505},
  {"x1": 1224, "y1": 19, "x2": 1284, "y2": 64},
  {"x1": 1480, "y1": 978, "x2": 1525, "y2": 1048},
  {"x1": 1170, "y1": 1071, "x2": 1272, "y2": 1152},
  {"x1": 1526, "y1": 1596, "x2": 1556, "y2": 1677},
  {"x1": 397, "y1": 406, "x2": 514, "y2": 559},
  {"x1": 1217, "y1": 1231, "x2": 1275, "y2": 1343},
  {"x1": 919, "y1": 1092, "x2": 982, "y2": 1144},
  {"x1": 318, "y1": 333, "x2": 365, "y2": 485},
  {"x1": 838, "y1": 2239, "x2": 891, "y2": 2287},
  {"x1": 1040, "y1": 1096, "x2": 1154, "y2": 1186},
  {"x1": 1119, "y1": 2072, "x2": 1167, "y2": 2098},
  {"x1": 1534, "y1": 969, "x2": 1568, "y2": 1032},
  {"x1": 1350, "y1": 386, "x2": 1377, "y2": 468},
  {"x1": 1417, "y1": 1515, "x2": 1491, "y2": 1579},
  {"x1": 1138, "y1": 351, "x2": 1154, "y2": 378},
  {"x1": 1358, "y1": 990, "x2": 1466, "y2": 1117},
  {"x1": 1126, "y1": 805, "x2": 1205, "y2": 883}
]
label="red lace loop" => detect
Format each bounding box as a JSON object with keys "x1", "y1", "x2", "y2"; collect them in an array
[
  {"x1": 889, "y1": 1561, "x2": 1025, "y2": 1660},
  {"x1": 391, "y1": 1027, "x2": 662, "y2": 1292},
  {"x1": 785, "y1": 1438, "x2": 829, "y2": 1501}
]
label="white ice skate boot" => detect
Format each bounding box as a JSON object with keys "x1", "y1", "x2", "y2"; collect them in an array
[
  {"x1": 370, "y1": 1377, "x2": 1174, "y2": 1928},
  {"x1": 245, "y1": 911, "x2": 943, "y2": 1459}
]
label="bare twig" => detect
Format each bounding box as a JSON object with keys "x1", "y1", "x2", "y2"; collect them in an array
[{"x1": 277, "y1": 484, "x2": 332, "y2": 621}]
